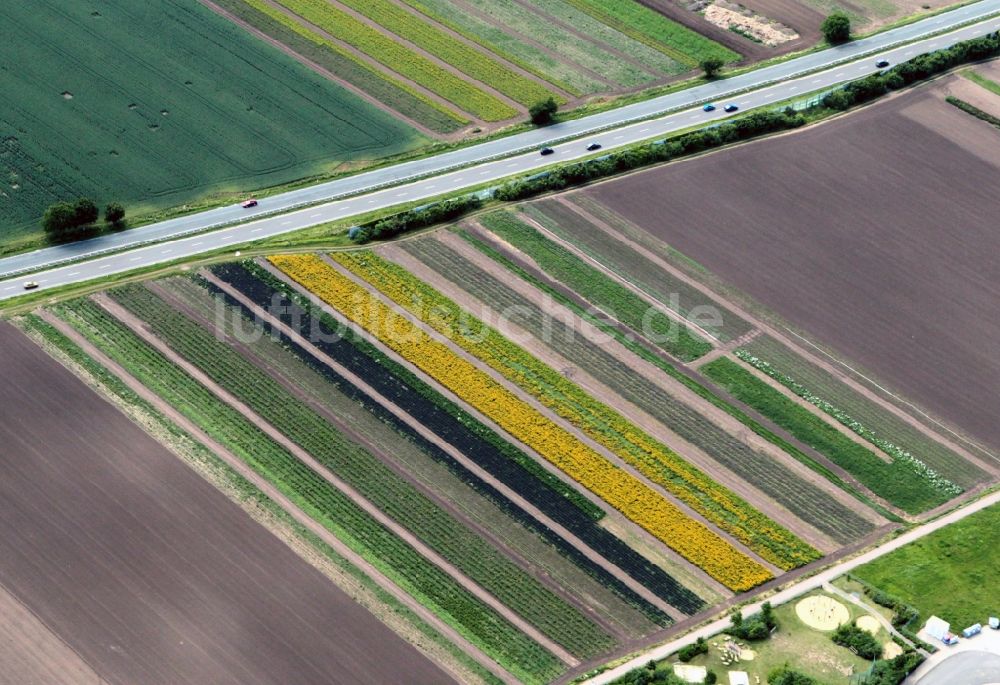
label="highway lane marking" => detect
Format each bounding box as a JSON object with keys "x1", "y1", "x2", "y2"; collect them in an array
[
  {"x1": 310, "y1": 213, "x2": 321, "y2": 218},
  {"x1": 425, "y1": 185, "x2": 436, "y2": 189},
  {"x1": 67, "y1": 271, "x2": 80, "y2": 276},
  {"x1": 368, "y1": 199, "x2": 376, "y2": 203},
  {"x1": 480, "y1": 170, "x2": 490, "y2": 175},
  {"x1": 613, "y1": 135, "x2": 624, "y2": 140},
  {"x1": 98, "y1": 264, "x2": 111, "y2": 270},
  {"x1": 130, "y1": 256, "x2": 142, "y2": 262},
  {"x1": 280, "y1": 220, "x2": 292, "y2": 226},
  {"x1": 220, "y1": 235, "x2": 234, "y2": 241},
  {"x1": 639, "y1": 128, "x2": 650, "y2": 133},
  {"x1": 812, "y1": 78, "x2": 822, "y2": 83},
  {"x1": 505, "y1": 163, "x2": 517, "y2": 168},
  {"x1": 251, "y1": 228, "x2": 263, "y2": 233},
  {"x1": 192, "y1": 242, "x2": 203, "y2": 247},
  {"x1": 395, "y1": 192, "x2": 408, "y2": 198},
  {"x1": 161, "y1": 249, "x2": 172, "y2": 254},
  {"x1": 790, "y1": 86, "x2": 799, "y2": 91}
]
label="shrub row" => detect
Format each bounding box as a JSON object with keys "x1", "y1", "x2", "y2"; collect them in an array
[
  {"x1": 946, "y1": 95, "x2": 1000, "y2": 128},
  {"x1": 823, "y1": 32, "x2": 1000, "y2": 111},
  {"x1": 352, "y1": 194, "x2": 483, "y2": 244}
]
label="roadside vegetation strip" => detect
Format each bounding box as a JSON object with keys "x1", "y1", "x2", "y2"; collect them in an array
[
  {"x1": 480, "y1": 211, "x2": 712, "y2": 362},
  {"x1": 739, "y1": 335, "x2": 988, "y2": 488},
  {"x1": 403, "y1": 237, "x2": 876, "y2": 546},
  {"x1": 18, "y1": 314, "x2": 509, "y2": 685},
  {"x1": 524, "y1": 201, "x2": 754, "y2": 343},
  {"x1": 332, "y1": 0, "x2": 559, "y2": 106},
  {"x1": 110, "y1": 284, "x2": 612, "y2": 661},
  {"x1": 218, "y1": 0, "x2": 467, "y2": 131},
  {"x1": 213, "y1": 263, "x2": 708, "y2": 615},
  {"x1": 560, "y1": 0, "x2": 738, "y2": 66},
  {"x1": 271, "y1": 253, "x2": 774, "y2": 592},
  {"x1": 273, "y1": 0, "x2": 516, "y2": 120},
  {"x1": 53, "y1": 297, "x2": 558, "y2": 684},
  {"x1": 330, "y1": 250, "x2": 819, "y2": 572},
  {"x1": 702, "y1": 358, "x2": 958, "y2": 514}
]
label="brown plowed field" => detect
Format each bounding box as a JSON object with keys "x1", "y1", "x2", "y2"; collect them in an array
[
  {"x1": 0, "y1": 321, "x2": 452, "y2": 685},
  {"x1": 587, "y1": 82, "x2": 1000, "y2": 454}
]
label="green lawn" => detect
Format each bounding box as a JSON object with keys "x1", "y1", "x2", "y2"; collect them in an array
[
  {"x1": 853, "y1": 503, "x2": 1000, "y2": 629},
  {"x1": 0, "y1": 0, "x2": 423, "y2": 253}
]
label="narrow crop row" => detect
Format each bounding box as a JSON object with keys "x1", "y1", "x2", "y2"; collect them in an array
[
  {"x1": 111, "y1": 284, "x2": 612, "y2": 660},
  {"x1": 403, "y1": 237, "x2": 876, "y2": 544},
  {"x1": 334, "y1": 0, "x2": 558, "y2": 106},
  {"x1": 525, "y1": 201, "x2": 753, "y2": 342},
  {"x1": 214, "y1": 261, "x2": 708, "y2": 614},
  {"x1": 220, "y1": 0, "x2": 466, "y2": 132},
  {"x1": 275, "y1": 0, "x2": 516, "y2": 120},
  {"x1": 54, "y1": 297, "x2": 561, "y2": 684},
  {"x1": 480, "y1": 211, "x2": 712, "y2": 361},
  {"x1": 706, "y1": 356, "x2": 960, "y2": 513},
  {"x1": 329, "y1": 251, "x2": 820, "y2": 571},
  {"x1": 562, "y1": 0, "x2": 738, "y2": 66},
  {"x1": 271, "y1": 253, "x2": 775, "y2": 592},
  {"x1": 739, "y1": 335, "x2": 986, "y2": 489}
]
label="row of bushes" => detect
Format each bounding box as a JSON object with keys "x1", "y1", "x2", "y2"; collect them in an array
[
  {"x1": 494, "y1": 108, "x2": 805, "y2": 203},
  {"x1": 946, "y1": 94, "x2": 1000, "y2": 127},
  {"x1": 350, "y1": 30, "x2": 1000, "y2": 246},
  {"x1": 729, "y1": 601, "x2": 778, "y2": 641},
  {"x1": 351, "y1": 194, "x2": 483, "y2": 243},
  {"x1": 823, "y1": 31, "x2": 1000, "y2": 111},
  {"x1": 832, "y1": 622, "x2": 883, "y2": 660}
]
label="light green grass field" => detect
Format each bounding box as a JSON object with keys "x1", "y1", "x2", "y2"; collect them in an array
[
  {"x1": 0, "y1": 0, "x2": 423, "y2": 252},
  {"x1": 854, "y1": 503, "x2": 1000, "y2": 629}
]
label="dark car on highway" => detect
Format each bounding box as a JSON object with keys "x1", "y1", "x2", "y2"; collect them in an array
[
  {"x1": 724, "y1": 104, "x2": 739, "y2": 113},
  {"x1": 876, "y1": 59, "x2": 890, "y2": 68},
  {"x1": 586, "y1": 142, "x2": 602, "y2": 151},
  {"x1": 703, "y1": 103, "x2": 716, "y2": 112},
  {"x1": 540, "y1": 147, "x2": 555, "y2": 156},
  {"x1": 241, "y1": 198, "x2": 258, "y2": 208}
]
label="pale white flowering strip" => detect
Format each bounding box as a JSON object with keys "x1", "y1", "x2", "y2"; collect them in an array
[{"x1": 734, "y1": 349, "x2": 962, "y2": 497}]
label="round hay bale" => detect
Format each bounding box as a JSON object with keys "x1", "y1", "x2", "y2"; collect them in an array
[{"x1": 795, "y1": 595, "x2": 850, "y2": 631}]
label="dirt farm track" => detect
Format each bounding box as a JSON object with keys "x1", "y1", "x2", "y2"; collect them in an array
[
  {"x1": 0, "y1": 322, "x2": 451, "y2": 685},
  {"x1": 589, "y1": 80, "x2": 1000, "y2": 454}
]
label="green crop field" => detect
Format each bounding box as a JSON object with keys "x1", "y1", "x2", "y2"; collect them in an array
[
  {"x1": 0, "y1": 0, "x2": 422, "y2": 254},
  {"x1": 702, "y1": 358, "x2": 960, "y2": 514},
  {"x1": 854, "y1": 503, "x2": 1000, "y2": 629},
  {"x1": 55, "y1": 295, "x2": 562, "y2": 684}
]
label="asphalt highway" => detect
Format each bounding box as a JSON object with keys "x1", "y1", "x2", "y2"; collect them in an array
[{"x1": 2, "y1": 3, "x2": 999, "y2": 300}]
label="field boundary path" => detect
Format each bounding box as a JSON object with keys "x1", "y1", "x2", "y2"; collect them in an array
[
  {"x1": 3, "y1": 3, "x2": 1000, "y2": 292},
  {"x1": 575, "y1": 487, "x2": 1000, "y2": 685}
]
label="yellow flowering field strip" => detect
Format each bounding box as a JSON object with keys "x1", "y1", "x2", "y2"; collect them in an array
[
  {"x1": 331, "y1": 251, "x2": 821, "y2": 571},
  {"x1": 270, "y1": 254, "x2": 773, "y2": 592}
]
